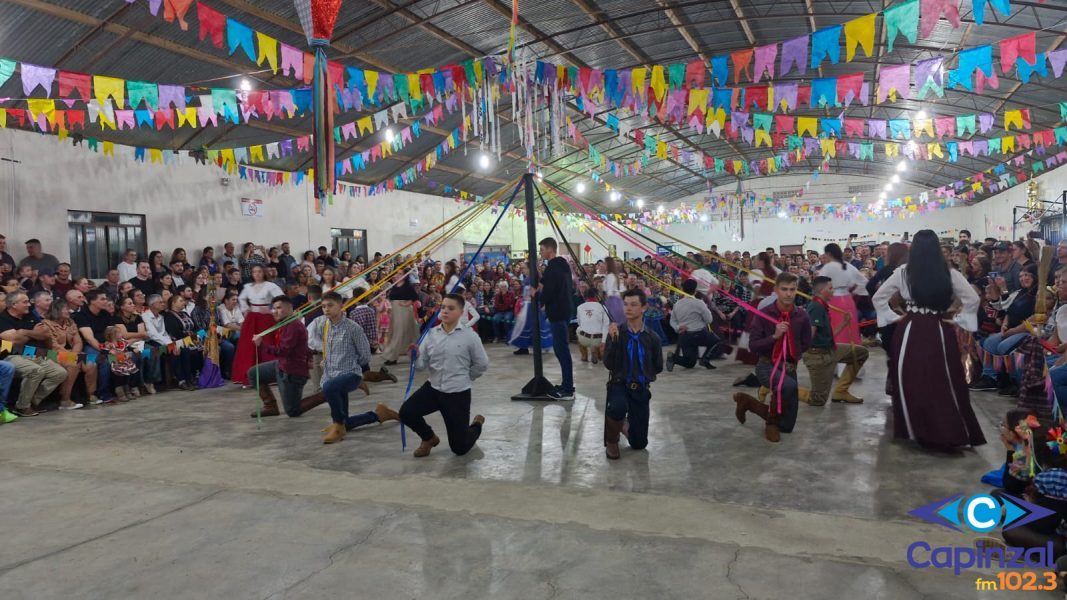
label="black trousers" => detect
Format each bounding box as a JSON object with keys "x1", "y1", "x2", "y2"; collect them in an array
[
  {"x1": 399, "y1": 382, "x2": 482, "y2": 455},
  {"x1": 675, "y1": 329, "x2": 719, "y2": 368}
]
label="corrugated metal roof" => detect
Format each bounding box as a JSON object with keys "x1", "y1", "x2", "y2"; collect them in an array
[{"x1": 0, "y1": 0, "x2": 1060, "y2": 209}]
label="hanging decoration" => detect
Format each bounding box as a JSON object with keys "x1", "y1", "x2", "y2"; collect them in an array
[{"x1": 294, "y1": 0, "x2": 343, "y2": 210}]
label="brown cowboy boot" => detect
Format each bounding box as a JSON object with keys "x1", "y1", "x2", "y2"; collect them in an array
[
  {"x1": 764, "y1": 407, "x2": 781, "y2": 443},
  {"x1": 604, "y1": 416, "x2": 624, "y2": 459},
  {"x1": 298, "y1": 392, "x2": 326, "y2": 416},
  {"x1": 374, "y1": 403, "x2": 400, "y2": 424},
  {"x1": 414, "y1": 435, "x2": 440, "y2": 458},
  {"x1": 322, "y1": 422, "x2": 345, "y2": 444},
  {"x1": 363, "y1": 371, "x2": 388, "y2": 383},
  {"x1": 734, "y1": 392, "x2": 768, "y2": 424},
  {"x1": 250, "y1": 385, "x2": 280, "y2": 418},
  {"x1": 358, "y1": 381, "x2": 370, "y2": 396}
]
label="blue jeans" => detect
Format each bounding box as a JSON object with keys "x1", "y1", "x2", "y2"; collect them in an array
[
  {"x1": 0, "y1": 359, "x2": 14, "y2": 411},
  {"x1": 322, "y1": 372, "x2": 378, "y2": 429},
  {"x1": 549, "y1": 320, "x2": 574, "y2": 392},
  {"x1": 1049, "y1": 356, "x2": 1067, "y2": 415},
  {"x1": 492, "y1": 312, "x2": 514, "y2": 340},
  {"x1": 86, "y1": 347, "x2": 112, "y2": 400},
  {"x1": 981, "y1": 332, "x2": 1029, "y2": 377},
  {"x1": 606, "y1": 382, "x2": 650, "y2": 449},
  {"x1": 219, "y1": 339, "x2": 235, "y2": 380}
]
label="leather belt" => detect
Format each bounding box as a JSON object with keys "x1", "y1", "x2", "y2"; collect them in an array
[{"x1": 578, "y1": 331, "x2": 602, "y2": 339}]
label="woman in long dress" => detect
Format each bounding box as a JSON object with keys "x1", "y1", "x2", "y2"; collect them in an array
[
  {"x1": 873, "y1": 230, "x2": 986, "y2": 450},
  {"x1": 382, "y1": 271, "x2": 420, "y2": 365},
  {"x1": 509, "y1": 284, "x2": 552, "y2": 355},
  {"x1": 602, "y1": 257, "x2": 624, "y2": 324},
  {"x1": 231, "y1": 265, "x2": 284, "y2": 386},
  {"x1": 818, "y1": 243, "x2": 868, "y2": 345}
]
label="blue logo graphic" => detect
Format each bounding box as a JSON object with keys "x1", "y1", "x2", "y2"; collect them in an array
[{"x1": 909, "y1": 493, "x2": 1054, "y2": 533}]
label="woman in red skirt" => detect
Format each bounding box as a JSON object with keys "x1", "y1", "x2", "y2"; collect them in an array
[{"x1": 232, "y1": 265, "x2": 285, "y2": 386}]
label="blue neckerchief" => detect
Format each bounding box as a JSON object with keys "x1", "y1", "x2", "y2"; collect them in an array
[{"x1": 626, "y1": 329, "x2": 647, "y2": 386}]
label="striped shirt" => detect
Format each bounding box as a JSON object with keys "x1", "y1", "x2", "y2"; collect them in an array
[{"x1": 307, "y1": 315, "x2": 371, "y2": 378}]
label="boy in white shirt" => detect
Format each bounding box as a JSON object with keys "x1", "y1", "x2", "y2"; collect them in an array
[{"x1": 575, "y1": 289, "x2": 609, "y2": 364}]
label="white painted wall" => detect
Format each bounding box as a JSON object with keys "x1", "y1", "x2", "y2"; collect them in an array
[{"x1": 0, "y1": 127, "x2": 1061, "y2": 272}]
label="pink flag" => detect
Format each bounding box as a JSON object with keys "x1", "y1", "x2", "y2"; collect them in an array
[
  {"x1": 753, "y1": 44, "x2": 777, "y2": 83},
  {"x1": 877, "y1": 64, "x2": 910, "y2": 102}
]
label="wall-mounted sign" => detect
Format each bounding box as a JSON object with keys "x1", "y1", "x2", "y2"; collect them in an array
[{"x1": 241, "y1": 198, "x2": 263, "y2": 217}]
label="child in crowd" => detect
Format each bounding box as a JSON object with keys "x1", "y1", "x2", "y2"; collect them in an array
[
  {"x1": 576, "y1": 289, "x2": 609, "y2": 364},
  {"x1": 103, "y1": 325, "x2": 140, "y2": 403},
  {"x1": 997, "y1": 410, "x2": 1039, "y2": 495},
  {"x1": 1002, "y1": 425, "x2": 1067, "y2": 560}
]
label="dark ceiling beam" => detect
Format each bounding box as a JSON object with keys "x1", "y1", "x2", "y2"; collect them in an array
[
  {"x1": 727, "y1": 0, "x2": 757, "y2": 46},
  {"x1": 655, "y1": 0, "x2": 708, "y2": 63},
  {"x1": 365, "y1": 0, "x2": 486, "y2": 57},
  {"x1": 52, "y1": 2, "x2": 136, "y2": 69}
]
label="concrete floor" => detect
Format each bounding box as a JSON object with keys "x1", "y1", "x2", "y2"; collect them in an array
[{"x1": 0, "y1": 342, "x2": 1038, "y2": 599}]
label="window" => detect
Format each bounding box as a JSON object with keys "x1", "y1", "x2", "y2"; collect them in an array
[
  {"x1": 68, "y1": 211, "x2": 147, "y2": 279},
  {"x1": 330, "y1": 228, "x2": 367, "y2": 263}
]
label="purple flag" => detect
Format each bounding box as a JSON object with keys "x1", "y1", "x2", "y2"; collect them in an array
[
  {"x1": 773, "y1": 82, "x2": 798, "y2": 110},
  {"x1": 21, "y1": 64, "x2": 56, "y2": 97},
  {"x1": 1049, "y1": 48, "x2": 1067, "y2": 79},
  {"x1": 914, "y1": 57, "x2": 944, "y2": 99},
  {"x1": 157, "y1": 84, "x2": 186, "y2": 110},
  {"x1": 868, "y1": 119, "x2": 887, "y2": 139},
  {"x1": 731, "y1": 111, "x2": 749, "y2": 131},
  {"x1": 754, "y1": 44, "x2": 777, "y2": 83},
  {"x1": 877, "y1": 64, "x2": 910, "y2": 102},
  {"x1": 780, "y1": 36, "x2": 808, "y2": 77},
  {"x1": 978, "y1": 113, "x2": 994, "y2": 134}
]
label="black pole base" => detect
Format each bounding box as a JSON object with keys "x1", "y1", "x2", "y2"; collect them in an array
[{"x1": 511, "y1": 375, "x2": 556, "y2": 401}]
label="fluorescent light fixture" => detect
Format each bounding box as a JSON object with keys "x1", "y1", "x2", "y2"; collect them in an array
[
  {"x1": 891, "y1": 174, "x2": 901, "y2": 184},
  {"x1": 636, "y1": 198, "x2": 645, "y2": 208},
  {"x1": 478, "y1": 153, "x2": 490, "y2": 169},
  {"x1": 576, "y1": 182, "x2": 586, "y2": 194},
  {"x1": 384, "y1": 128, "x2": 395, "y2": 142},
  {"x1": 240, "y1": 78, "x2": 252, "y2": 92},
  {"x1": 896, "y1": 161, "x2": 907, "y2": 172}
]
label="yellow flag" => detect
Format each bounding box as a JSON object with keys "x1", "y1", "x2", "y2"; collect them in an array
[
  {"x1": 0, "y1": 109, "x2": 6, "y2": 128},
  {"x1": 656, "y1": 140, "x2": 668, "y2": 159},
  {"x1": 687, "y1": 89, "x2": 708, "y2": 116},
  {"x1": 632, "y1": 68, "x2": 647, "y2": 100},
  {"x1": 1004, "y1": 110, "x2": 1024, "y2": 131},
  {"x1": 149, "y1": 148, "x2": 163, "y2": 163},
  {"x1": 0, "y1": 340, "x2": 11, "y2": 353},
  {"x1": 366, "y1": 70, "x2": 379, "y2": 99},
  {"x1": 27, "y1": 99, "x2": 55, "y2": 126},
  {"x1": 885, "y1": 143, "x2": 900, "y2": 157},
  {"x1": 798, "y1": 116, "x2": 818, "y2": 137},
  {"x1": 916, "y1": 117, "x2": 934, "y2": 139},
  {"x1": 843, "y1": 14, "x2": 876, "y2": 61},
  {"x1": 649, "y1": 65, "x2": 667, "y2": 103},
  {"x1": 255, "y1": 33, "x2": 279, "y2": 73},
  {"x1": 220, "y1": 148, "x2": 235, "y2": 166},
  {"x1": 102, "y1": 141, "x2": 115, "y2": 156},
  {"x1": 178, "y1": 107, "x2": 197, "y2": 128},
  {"x1": 357, "y1": 116, "x2": 373, "y2": 136},
  {"x1": 249, "y1": 145, "x2": 265, "y2": 162},
  {"x1": 1002, "y1": 136, "x2": 1016, "y2": 153},
  {"x1": 94, "y1": 76, "x2": 126, "y2": 109},
  {"x1": 820, "y1": 138, "x2": 836, "y2": 158},
  {"x1": 407, "y1": 73, "x2": 422, "y2": 102},
  {"x1": 928, "y1": 143, "x2": 944, "y2": 159},
  {"x1": 754, "y1": 129, "x2": 772, "y2": 148},
  {"x1": 381, "y1": 141, "x2": 392, "y2": 157}
]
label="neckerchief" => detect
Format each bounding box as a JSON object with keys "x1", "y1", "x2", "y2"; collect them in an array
[
  {"x1": 771, "y1": 305, "x2": 797, "y2": 363},
  {"x1": 626, "y1": 328, "x2": 647, "y2": 386},
  {"x1": 814, "y1": 296, "x2": 835, "y2": 350}
]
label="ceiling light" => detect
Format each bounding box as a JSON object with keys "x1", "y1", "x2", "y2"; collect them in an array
[
  {"x1": 916, "y1": 110, "x2": 928, "y2": 120},
  {"x1": 879, "y1": 192, "x2": 887, "y2": 200},
  {"x1": 636, "y1": 198, "x2": 645, "y2": 208},
  {"x1": 384, "y1": 128, "x2": 395, "y2": 142},
  {"x1": 777, "y1": 211, "x2": 788, "y2": 218},
  {"x1": 657, "y1": 204, "x2": 665, "y2": 214},
  {"x1": 891, "y1": 174, "x2": 901, "y2": 184},
  {"x1": 884, "y1": 183, "x2": 894, "y2": 192},
  {"x1": 896, "y1": 161, "x2": 907, "y2": 172},
  {"x1": 700, "y1": 214, "x2": 709, "y2": 223},
  {"x1": 609, "y1": 191, "x2": 620, "y2": 202},
  {"x1": 478, "y1": 153, "x2": 490, "y2": 169},
  {"x1": 576, "y1": 182, "x2": 586, "y2": 194},
  {"x1": 535, "y1": 171, "x2": 544, "y2": 181},
  {"x1": 240, "y1": 78, "x2": 252, "y2": 92}
]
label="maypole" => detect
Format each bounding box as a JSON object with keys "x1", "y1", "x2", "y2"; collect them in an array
[{"x1": 294, "y1": 0, "x2": 344, "y2": 214}]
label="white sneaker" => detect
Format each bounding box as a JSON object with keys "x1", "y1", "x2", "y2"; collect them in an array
[
  {"x1": 59, "y1": 403, "x2": 84, "y2": 410},
  {"x1": 90, "y1": 396, "x2": 105, "y2": 405}
]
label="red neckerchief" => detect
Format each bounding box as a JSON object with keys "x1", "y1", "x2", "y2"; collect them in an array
[
  {"x1": 771, "y1": 304, "x2": 798, "y2": 363},
  {"x1": 813, "y1": 296, "x2": 836, "y2": 350}
]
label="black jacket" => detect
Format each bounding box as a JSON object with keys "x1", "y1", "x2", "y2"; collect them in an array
[
  {"x1": 538, "y1": 257, "x2": 573, "y2": 322},
  {"x1": 604, "y1": 326, "x2": 664, "y2": 385}
]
